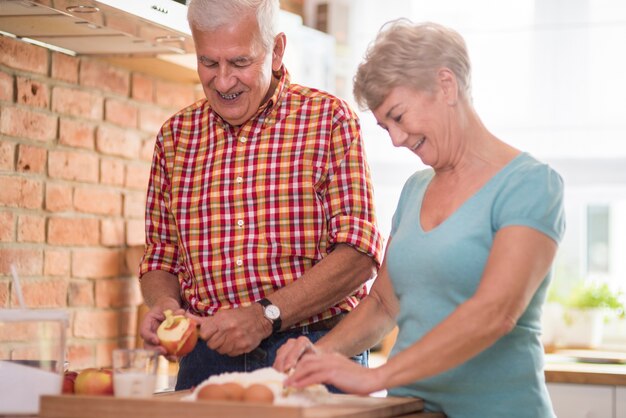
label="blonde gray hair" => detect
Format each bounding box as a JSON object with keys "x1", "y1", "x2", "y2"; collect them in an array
[
  {"x1": 187, "y1": 0, "x2": 279, "y2": 52},
  {"x1": 353, "y1": 20, "x2": 472, "y2": 111}
]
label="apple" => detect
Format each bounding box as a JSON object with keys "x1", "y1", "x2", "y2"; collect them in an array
[
  {"x1": 74, "y1": 368, "x2": 114, "y2": 396},
  {"x1": 156, "y1": 309, "x2": 198, "y2": 357},
  {"x1": 62, "y1": 370, "x2": 78, "y2": 394}
]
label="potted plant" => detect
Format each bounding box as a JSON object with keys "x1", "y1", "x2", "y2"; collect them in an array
[{"x1": 559, "y1": 281, "x2": 624, "y2": 348}]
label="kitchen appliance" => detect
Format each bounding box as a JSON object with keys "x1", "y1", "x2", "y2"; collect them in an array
[
  {"x1": 0, "y1": 308, "x2": 69, "y2": 415},
  {"x1": 0, "y1": 0, "x2": 194, "y2": 55}
]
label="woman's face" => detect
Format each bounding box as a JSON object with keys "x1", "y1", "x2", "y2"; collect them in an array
[{"x1": 372, "y1": 84, "x2": 455, "y2": 168}]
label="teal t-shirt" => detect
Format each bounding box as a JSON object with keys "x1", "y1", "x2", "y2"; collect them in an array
[{"x1": 386, "y1": 152, "x2": 565, "y2": 418}]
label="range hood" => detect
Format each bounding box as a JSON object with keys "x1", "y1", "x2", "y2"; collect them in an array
[
  {"x1": 0, "y1": 0, "x2": 202, "y2": 82},
  {"x1": 0, "y1": 0, "x2": 195, "y2": 55}
]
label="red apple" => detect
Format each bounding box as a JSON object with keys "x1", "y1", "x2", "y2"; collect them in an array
[
  {"x1": 156, "y1": 309, "x2": 198, "y2": 357},
  {"x1": 74, "y1": 368, "x2": 114, "y2": 396},
  {"x1": 62, "y1": 370, "x2": 78, "y2": 394}
]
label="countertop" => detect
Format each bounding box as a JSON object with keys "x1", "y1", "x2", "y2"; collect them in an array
[{"x1": 544, "y1": 350, "x2": 626, "y2": 386}]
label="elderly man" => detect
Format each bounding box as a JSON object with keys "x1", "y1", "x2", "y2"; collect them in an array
[{"x1": 138, "y1": 0, "x2": 383, "y2": 390}]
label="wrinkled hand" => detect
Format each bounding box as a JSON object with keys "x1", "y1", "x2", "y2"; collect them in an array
[
  {"x1": 187, "y1": 304, "x2": 270, "y2": 356},
  {"x1": 139, "y1": 304, "x2": 185, "y2": 358},
  {"x1": 273, "y1": 336, "x2": 317, "y2": 372},
  {"x1": 284, "y1": 351, "x2": 382, "y2": 396}
]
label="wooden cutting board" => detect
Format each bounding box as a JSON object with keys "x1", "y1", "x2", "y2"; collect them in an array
[{"x1": 39, "y1": 391, "x2": 423, "y2": 418}]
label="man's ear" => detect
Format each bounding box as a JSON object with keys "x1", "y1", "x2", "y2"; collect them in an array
[
  {"x1": 438, "y1": 68, "x2": 459, "y2": 106},
  {"x1": 272, "y1": 32, "x2": 287, "y2": 72}
]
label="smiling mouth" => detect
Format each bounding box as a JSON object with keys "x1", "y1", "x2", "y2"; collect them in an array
[
  {"x1": 411, "y1": 137, "x2": 425, "y2": 151},
  {"x1": 218, "y1": 91, "x2": 242, "y2": 100}
]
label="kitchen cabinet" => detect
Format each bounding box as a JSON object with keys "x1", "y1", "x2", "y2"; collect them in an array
[
  {"x1": 616, "y1": 387, "x2": 626, "y2": 418},
  {"x1": 547, "y1": 383, "x2": 614, "y2": 418}
]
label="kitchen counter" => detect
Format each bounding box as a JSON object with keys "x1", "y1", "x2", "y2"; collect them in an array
[{"x1": 545, "y1": 350, "x2": 626, "y2": 386}]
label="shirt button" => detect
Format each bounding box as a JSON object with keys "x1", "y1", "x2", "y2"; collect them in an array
[
  {"x1": 236, "y1": 176, "x2": 243, "y2": 184},
  {"x1": 237, "y1": 219, "x2": 244, "y2": 227},
  {"x1": 236, "y1": 259, "x2": 243, "y2": 266},
  {"x1": 239, "y1": 137, "x2": 247, "y2": 144}
]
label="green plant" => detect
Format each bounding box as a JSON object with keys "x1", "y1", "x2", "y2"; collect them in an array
[{"x1": 565, "y1": 281, "x2": 624, "y2": 314}]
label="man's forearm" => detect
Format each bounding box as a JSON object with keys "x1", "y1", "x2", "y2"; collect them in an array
[
  {"x1": 268, "y1": 244, "x2": 377, "y2": 329},
  {"x1": 140, "y1": 270, "x2": 182, "y2": 309}
]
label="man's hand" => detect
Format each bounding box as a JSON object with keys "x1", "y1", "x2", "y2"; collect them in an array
[
  {"x1": 187, "y1": 303, "x2": 272, "y2": 356},
  {"x1": 139, "y1": 303, "x2": 184, "y2": 358}
]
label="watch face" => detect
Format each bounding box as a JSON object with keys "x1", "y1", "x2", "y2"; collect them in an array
[{"x1": 265, "y1": 305, "x2": 280, "y2": 321}]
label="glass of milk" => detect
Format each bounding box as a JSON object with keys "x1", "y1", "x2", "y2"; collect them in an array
[{"x1": 112, "y1": 349, "x2": 159, "y2": 398}]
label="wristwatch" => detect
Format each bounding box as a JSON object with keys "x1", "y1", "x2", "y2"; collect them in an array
[{"x1": 258, "y1": 298, "x2": 282, "y2": 333}]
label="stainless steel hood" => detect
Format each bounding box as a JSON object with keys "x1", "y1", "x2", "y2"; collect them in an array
[{"x1": 0, "y1": 0, "x2": 195, "y2": 56}]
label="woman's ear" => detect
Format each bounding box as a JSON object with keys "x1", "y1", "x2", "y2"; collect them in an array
[
  {"x1": 272, "y1": 32, "x2": 287, "y2": 72},
  {"x1": 438, "y1": 68, "x2": 459, "y2": 106}
]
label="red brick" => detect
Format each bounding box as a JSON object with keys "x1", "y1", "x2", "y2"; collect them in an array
[
  {"x1": 0, "y1": 281, "x2": 8, "y2": 307},
  {"x1": 72, "y1": 248, "x2": 122, "y2": 278},
  {"x1": 96, "y1": 125, "x2": 141, "y2": 159},
  {"x1": 0, "y1": 211, "x2": 15, "y2": 242},
  {"x1": 100, "y1": 158, "x2": 125, "y2": 186},
  {"x1": 0, "y1": 176, "x2": 43, "y2": 209},
  {"x1": 96, "y1": 278, "x2": 141, "y2": 308},
  {"x1": 0, "y1": 71, "x2": 14, "y2": 102},
  {"x1": 155, "y1": 79, "x2": 196, "y2": 109},
  {"x1": 131, "y1": 73, "x2": 154, "y2": 102},
  {"x1": 126, "y1": 219, "x2": 145, "y2": 246},
  {"x1": 80, "y1": 59, "x2": 130, "y2": 97},
  {"x1": 0, "y1": 37, "x2": 48, "y2": 75},
  {"x1": 0, "y1": 106, "x2": 57, "y2": 142},
  {"x1": 0, "y1": 140, "x2": 14, "y2": 170},
  {"x1": 44, "y1": 249, "x2": 71, "y2": 276},
  {"x1": 68, "y1": 280, "x2": 94, "y2": 307},
  {"x1": 16, "y1": 77, "x2": 49, "y2": 108},
  {"x1": 67, "y1": 343, "x2": 95, "y2": 370},
  {"x1": 101, "y1": 218, "x2": 124, "y2": 247},
  {"x1": 48, "y1": 150, "x2": 99, "y2": 183},
  {"x1": 140, "y1": 138, "x2": 155, "y2": 162},
  {"x1": 18, "y1": 278, "x2": 68, "y2": 308},
  {"x1": 45, "y1": 183, "x2": 73, "y2": 212},
  {"x1": 17, "y1": 144, "x2": 46, "y2": 173},
  {"x1": 125, "y1": 163, "x2": 150, "y2": 190},
  {"x1": 59, "y1": 118, "x2": 95, "y2": 149},
  {"x1": 51, "y1": 86, "x2": 103, "y2": 120},
  {"x1": 0, "y1": 248, "x2": 43, "y2": 276},
  {"x1": 96, "y1": 341, "x2": 118, "y2": 368},
  {"x1": 51, "y1": 52, "x2": 79, "y2": 84},
  {"x1": 74, "y1": 187, "x2": 122, "y2": 216},
  {"x1": 48, "y1": 217, "x2": 99, "y2": 246},
  {"x1": 105, "y1": 99, "x2": 137, "y2": 128},
  {"x1": 138, "y1": 106, "x2": 170, "y2": 135},
  {"x1": 123, "y1": 192, "x2": 145, "y2": 219},
  {"x1": 73, "y1": 309, "x2": 121, "y2": 339},
  {"x1": 17, "y1": 214, "x2": 46, "y2": 243},
  {"x1": 125, "y1": 246, "x2": 144, "y2": 277}
]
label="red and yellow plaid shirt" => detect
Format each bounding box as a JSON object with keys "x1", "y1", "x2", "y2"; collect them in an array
[{"x1": 140, "y1": 68, "x2": 383, "y2": 326}]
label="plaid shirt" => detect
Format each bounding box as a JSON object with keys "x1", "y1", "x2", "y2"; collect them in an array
[{"x1": 140, "y1": 68, "x2": 383, "y2": 326}]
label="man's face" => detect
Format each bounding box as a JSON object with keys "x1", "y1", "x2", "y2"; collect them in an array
[{"x1": 192, "y1": 13, "x2": 284, "y2": 126}]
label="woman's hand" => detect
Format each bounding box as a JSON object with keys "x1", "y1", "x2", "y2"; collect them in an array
[
  {"x1": 284, "y1": 351, "x2": 384, "y2": 396},
  {"x1": 273, "y1": 336, "x2": 318, "y2": 372}
]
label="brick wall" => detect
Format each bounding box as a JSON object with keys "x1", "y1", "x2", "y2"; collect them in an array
[{"x1": 0, "y1": 36, "x2": 202, "y2": 369}]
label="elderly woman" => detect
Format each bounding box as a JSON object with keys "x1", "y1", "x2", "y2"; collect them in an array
[{"x1": 274, "y1": 20, "x2": 565, "y2": 418}]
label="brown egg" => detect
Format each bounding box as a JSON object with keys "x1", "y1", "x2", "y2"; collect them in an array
[
  {"x1": 220, "y1": 382, "x2": 245, "y2": 401},
  {"x1": 242, "y1": 383, "x2": 274, "y2": 404},
  {"x1": 197, "y1": 383, "x2": 228, "y2": 401}
]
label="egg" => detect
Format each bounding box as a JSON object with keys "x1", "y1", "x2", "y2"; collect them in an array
[
  {"x1": 196, "y1": 384, "x2": 228, "y2": 401},
  {"x1": 242, "y1": 383, "x2": 275, "y2": 404},
  {"x1": 220, "y1": 382, "x2": 245, "y2": 401}
]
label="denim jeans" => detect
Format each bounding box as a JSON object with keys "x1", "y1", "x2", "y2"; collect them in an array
[{"x1": 176, "y1": 325, "x2": 368, "y2": 393}]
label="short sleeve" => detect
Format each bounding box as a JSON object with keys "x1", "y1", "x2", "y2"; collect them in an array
[{"x1": 493, "y1": 161, "x2": 565, "y2": 244}]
